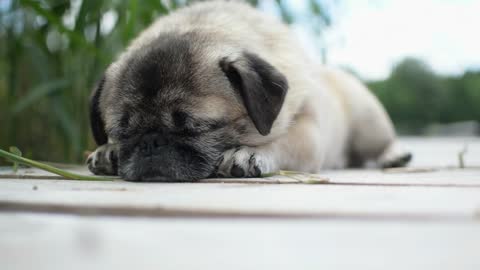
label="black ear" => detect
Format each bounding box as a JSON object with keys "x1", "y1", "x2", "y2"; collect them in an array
[
  {"x1": 220, "y1": 52, "x2": 288, "y2": 136},
  {"x1": 89, "y1": 75, "x2": 108, "y2": 146}
]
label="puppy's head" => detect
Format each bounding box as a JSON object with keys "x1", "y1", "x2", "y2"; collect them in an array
[{"x1": 90, "y1": 33, "x2": 288, "y2": 181}]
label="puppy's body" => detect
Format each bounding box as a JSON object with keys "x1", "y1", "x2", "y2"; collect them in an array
[{"x1": 88, "y1": 1, "x2": 410, "y2": 181}]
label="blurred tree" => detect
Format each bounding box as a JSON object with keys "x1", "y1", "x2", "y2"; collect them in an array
[
  {"x1": 369, "y1": 58, "x2": 480, "y2": 134},
  {"x1": 443, "y1": 71, "x2": 480, "y2": 122}
]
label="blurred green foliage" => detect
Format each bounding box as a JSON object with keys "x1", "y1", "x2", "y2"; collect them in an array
[
  {"x1": 0, "y1": 0, "x2": 331, "y2": 163},
  {"x1": 368, "y1": 58, "x2": 480, "y2": 134}
]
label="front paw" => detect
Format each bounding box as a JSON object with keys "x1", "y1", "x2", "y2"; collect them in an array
[
  {"x1": 216, "y1": 146, "x2": 272, "y2": 178},
  {"x1": 87, "y1": 144, "x2": 119, "y2": 175}
]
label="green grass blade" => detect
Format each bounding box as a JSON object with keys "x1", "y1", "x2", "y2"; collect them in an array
[
  {"x1": 149, "y1": 0, "x2": 169, "y2": 14},
  {"x1": 0, "y1": 149, "x2": 118, "y2": 181}
]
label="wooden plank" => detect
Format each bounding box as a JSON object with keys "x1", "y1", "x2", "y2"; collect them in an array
[
  {"x1": 0, "y1": 137, "x2": 478, "y2": 219},
  {"x1": 1, "y1": 213, "x2": 479, "y2": 270},
  {"x1": 320, "y1": 168, "x2": 480, "y2": 187},
  {"x1": 1, "y1": 166, "x2": 480, "y2": 186},
  {"x1": 0, "y1": 177, "x2": 479, "y2": 220}
]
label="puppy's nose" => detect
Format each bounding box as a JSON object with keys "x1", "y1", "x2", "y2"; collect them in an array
[{"x1": 139, "y1": 133, "x2": 166, "y2": 156}]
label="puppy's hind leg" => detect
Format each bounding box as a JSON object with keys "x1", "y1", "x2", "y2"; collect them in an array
[
  {"x1": 377, "y1": 142, "x2": 412, "y2": 168},
  {"x1": 346, "y1": 79, "x2": 412, "y2": 168},
  {"x1": 348, "y1": 103, "x2": 413, "y2": 168},
  {"x1": 349, "y1": 109, "x2": 413, "y2": 168}
]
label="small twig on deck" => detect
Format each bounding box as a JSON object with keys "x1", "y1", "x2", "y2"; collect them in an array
[
  {"x1": 262, "y1": 170, "x2": 330, "y2": 184},
  {"x1": 8, "y1": 146, "x2": 22, "y2": 173},
  {"x1": 458, "y1": 144, "x2": 469, "y2": 169}
]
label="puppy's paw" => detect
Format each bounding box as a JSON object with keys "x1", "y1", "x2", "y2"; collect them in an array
[
  {"x1": 215, "y1": 146, "x2": 275, "y2": 178},
  {"x1": 87, "y1": 144, "x2": 119, "y2": 175}
]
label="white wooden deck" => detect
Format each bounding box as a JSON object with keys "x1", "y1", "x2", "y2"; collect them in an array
[{"x1": 1, "y1": 137, "x2": 479, "y2": 270}]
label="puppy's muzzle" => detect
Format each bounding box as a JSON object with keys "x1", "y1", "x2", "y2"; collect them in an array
[
  {"x1": 118, "y1": 132, "x2": 219, "y2": 181},
  {"x1": 138, "y1": 133, "x2": 166, "y2": 157}
]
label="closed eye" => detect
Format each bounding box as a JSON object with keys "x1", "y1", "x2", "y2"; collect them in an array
[
  {"x1": 173, "y1": 119, "x2": 227, "y2": 136},
  {"x1": 206, "y1": 120, "x2": 228, "y2": 131}
]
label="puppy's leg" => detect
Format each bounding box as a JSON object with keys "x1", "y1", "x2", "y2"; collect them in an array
[
  {"x1": 216, "y1": 117, "x2": 326, "y2": 177},
  {"x1": 347, "y1": 80, "x2": 412, "y2": 168},
  {"x1": 87, "y1": 144, "x2": 119, "y2": 175},
  {"x1": 377, "y1": 142, "x2": 412, "y2": 168}
]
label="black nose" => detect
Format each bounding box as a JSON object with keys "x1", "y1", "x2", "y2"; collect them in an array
[{"x1": 139, "y1": 133, "x2": 167, "y2": 156}]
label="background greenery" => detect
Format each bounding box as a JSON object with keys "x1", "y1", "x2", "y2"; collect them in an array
[
  {"x1": 0, "y1": 0, "x2": 478, "y2": 164},
  {"x1": 368, "y1": 58, "x2": 480, "y2": 134}
]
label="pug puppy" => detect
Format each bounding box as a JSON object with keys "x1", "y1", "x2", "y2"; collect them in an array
[{"x1": 87, "y1": 1, "x2": 411, "y2": 181}]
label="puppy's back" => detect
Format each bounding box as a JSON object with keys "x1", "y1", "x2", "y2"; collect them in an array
[{"x1": 118, "y1": 1, "x2": 309, "y2": 73}]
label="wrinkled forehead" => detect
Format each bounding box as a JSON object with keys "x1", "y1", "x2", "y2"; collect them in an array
[
  {"x1": 101, "y1": 33, "x2": 245, "y2": 132},
  {"x1": 121, "y1": 33, "x2": 197, "y2": 100},
  {"x1": 103, "y1": 34, "x2": 194, "y2": 109}
]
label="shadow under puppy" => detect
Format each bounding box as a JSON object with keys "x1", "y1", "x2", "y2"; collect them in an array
[{"x1": 87, "y1": 1, "x2": 411, "y2": 181}]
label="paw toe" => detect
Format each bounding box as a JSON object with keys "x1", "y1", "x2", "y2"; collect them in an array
[
  {"x1": 87, "y1": 144, "x2": 119, "y2": 176},
  {"x1": 230, "y1": 164, "x2": 245, "y2": 177},
  {"x1": 251, "y1": 165, "x2": 262, "y2": 177},
  {"x1": 216, "y1": 147, "x2": 264, "y2": 178},
  {"x1": 382, "y1": 152, "x2": 413, "y2": 168}
]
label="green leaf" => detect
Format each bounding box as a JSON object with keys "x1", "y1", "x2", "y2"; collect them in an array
[
  {"x1": 74, "y1": 1, "x2": 104, "y2": 33},
  {"x1": 11, "y1": 79, "x2": 69, "y2": 114},
  {"x1": 9, "y1": 146, "x2": 22, "y2": 173},
  {"x1": 123, "y1": 0, "x2": 139, "y2": 42},
  {"x1": 309, "y1": 0, "x2": 331, "y2": 26},
  {"x1": 275, "y1": 0, "x2": 294, "y2": 24},
  {"x1": 51, "y1": 97, "x2": 81, "y2": 157},
  {"x1": 19, "y1": 0, "x2": 96, "y2": 52},
  {"x1": 149, "y1": 0, "x2": 169, "y2": 14}
]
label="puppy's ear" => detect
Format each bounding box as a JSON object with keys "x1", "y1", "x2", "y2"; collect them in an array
[
  {"x1": 220, "y1": 52, "x2": 288, "y2": 136},
  {"x1": 89, "y1": 75, "x2": 108, "y2": 146}
]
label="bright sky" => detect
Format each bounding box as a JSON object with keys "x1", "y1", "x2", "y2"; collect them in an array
[{"x1": 277, "y1": 0, "x2": 480, "y2": 80}]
